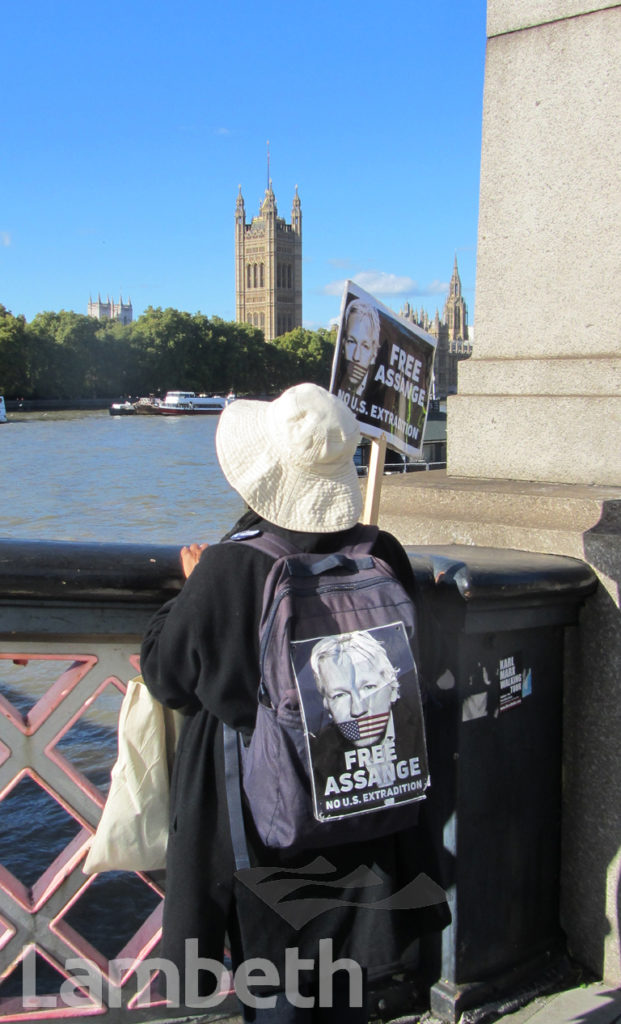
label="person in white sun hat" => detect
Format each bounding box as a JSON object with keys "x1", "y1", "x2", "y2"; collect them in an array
[
  {"x1": 215, "y1": 381, "x2": 363, "y2": 533},
  {"x1": 141, "y1": 383, "x2": 440, "y2": 1022}
]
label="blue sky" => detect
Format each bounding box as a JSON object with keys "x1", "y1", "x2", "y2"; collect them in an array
[{"x1": 1, "y1": 0, "x2": 487, "y2": 331}]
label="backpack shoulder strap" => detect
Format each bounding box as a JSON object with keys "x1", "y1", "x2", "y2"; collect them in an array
[
  {"x1": 227, "y1": 529, "x2": 300, "y2": 561},
  {"x1": 339, "y1": 523, "x2": 379, "y2": 555},
  {"x1": 228, "y1": 523, "x2": 379, "y2": 561}
]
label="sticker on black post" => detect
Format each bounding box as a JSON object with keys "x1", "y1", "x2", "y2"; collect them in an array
[{"x1": 499, "y1": 653, "x2": 524, "y2": 712}]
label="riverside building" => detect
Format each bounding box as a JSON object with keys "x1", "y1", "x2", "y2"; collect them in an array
[{"x1": 87, "y1": 294, "x2": 133, "y2": 325}]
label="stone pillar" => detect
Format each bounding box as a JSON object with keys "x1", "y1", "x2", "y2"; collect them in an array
[
  {"x1": 376, "y1": 0, "x2": 621, "y2": 988},
  {"x1": 449, "y1": 0, "x2": 621, "y2": 487}
]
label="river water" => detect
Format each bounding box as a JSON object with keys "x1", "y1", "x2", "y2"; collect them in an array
[
  {"x1": 1, "y1": 409, "x2": 245, "y2": 545},
  {"x1": 0, "y1": 410, "x2": 247, "y2": 990}
]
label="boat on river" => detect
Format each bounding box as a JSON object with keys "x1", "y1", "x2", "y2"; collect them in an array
[
  {"x1": 133, "y1": 395, "x2": 163, "y2": 414},
  {"x1": 109, "y1": 400, "x2": 136, "y2": 416},
  {"x1": 0, "y1": 397, "x2": 7, "y2": 424},
  {"x1": 134, "y1": 391, "x2": 235, "y2": 415}
]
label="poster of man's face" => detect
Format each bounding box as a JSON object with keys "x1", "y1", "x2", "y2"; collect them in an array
[
  {"x1": 330, "y1": 281, "x2": 437, "y2": 459},
  {"x1": 310, "y1": 631, "x2": 399, "y2": 748},
  {"x1": 341, "y1": 301, "x2": 381, "y2": 396},
  {"x1": 290, "y1": 622, "x2": 430, "y2": 822}
]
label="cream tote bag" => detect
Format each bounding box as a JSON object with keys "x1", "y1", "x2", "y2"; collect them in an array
[{"x1": 84, "y1": 675, "x2": 183, "y2": 873}]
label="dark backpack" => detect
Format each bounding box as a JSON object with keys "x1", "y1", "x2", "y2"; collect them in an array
[{"x1": 224, "y1": 525, "x2": 430, "y2": 856}]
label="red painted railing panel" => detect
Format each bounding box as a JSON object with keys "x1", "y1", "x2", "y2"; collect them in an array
[{"x1": 0, "y1": 648, "x2": 190, "y2": 1020}]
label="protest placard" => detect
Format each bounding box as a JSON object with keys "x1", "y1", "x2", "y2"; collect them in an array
[{"x1": 329, "y1": 282, "x2": 437, "y2": 460}]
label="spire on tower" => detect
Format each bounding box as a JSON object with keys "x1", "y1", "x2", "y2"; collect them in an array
[
  {"x1": 262, "y1": 167, "x2": 276, "y2": 214},
  {"x1": 291, "y1": 184, "x2": 302, "y2": 235},
  {"x1": 449, "y1": 253, "x2": 462, "y2": 297}
]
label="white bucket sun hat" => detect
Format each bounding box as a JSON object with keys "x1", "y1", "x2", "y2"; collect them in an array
[{"x1": 215, "y1": 383, "x2": 362, "y2": 532}]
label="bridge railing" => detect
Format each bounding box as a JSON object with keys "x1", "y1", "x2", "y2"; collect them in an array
[
  {"x1": 0, "y1": 536, "x2": 598, "y2": 1023},
  {"x1": 0, "y1": 537, "x2": 238, "y2": 1022}
]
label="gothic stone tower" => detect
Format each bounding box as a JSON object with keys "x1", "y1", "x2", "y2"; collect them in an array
[
  {"x1": 87, "y1": 294, "x2": 133, "y2": 325},
  {"x1": 400, "y1": 255, "x2": 471, "y2": 399},
  {"x1": 443, "y1": 253, "x2": 468, "y2": 342},
  {"x1": 235, "y1": 182, "x2": 302, "y2": 341}
]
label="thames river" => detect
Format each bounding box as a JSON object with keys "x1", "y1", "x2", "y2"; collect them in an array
[{"x1": 1, "y1": 409, "x2": 245, "y2": 545}]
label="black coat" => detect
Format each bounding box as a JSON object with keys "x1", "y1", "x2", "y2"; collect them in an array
[{"x1": 140, "y1": 513, "x2": 442, "y2": 992}]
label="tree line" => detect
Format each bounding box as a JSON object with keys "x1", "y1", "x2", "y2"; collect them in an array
[{"x1": 0, "y1": 304, "x2": 337, "y2": 400}]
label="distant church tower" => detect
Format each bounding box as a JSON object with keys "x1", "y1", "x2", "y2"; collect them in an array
[
  {"x1": 235, "y1": 178, "x2": 302, "y2": 341},
  {"x1": 400, "y1": 255, "x2": 471, "y2": 399},
  {"x1": 88, "y1": 294, "x2": 133, "y2": 325},
  {"x1": 443, "y1": 254, "x2": 468, "y2": 341}
]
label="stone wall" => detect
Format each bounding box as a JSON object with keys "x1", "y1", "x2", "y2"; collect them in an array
[{"x1": 448, "y1": 1, "x2": 621, "y2": 487}]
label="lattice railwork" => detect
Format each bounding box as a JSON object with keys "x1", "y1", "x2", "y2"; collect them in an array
[{"x1": 0, "y1": 643, "x2": 227, "y2": 1020}]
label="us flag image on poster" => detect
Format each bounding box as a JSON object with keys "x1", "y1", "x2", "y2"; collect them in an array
[{"x1": 290, "y1": 622, "x2": 430, "y2": 822}]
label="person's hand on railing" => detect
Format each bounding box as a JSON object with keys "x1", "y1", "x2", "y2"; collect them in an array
[{"x1": 180, "y1": 543, "x2": 209, "y2": 579}]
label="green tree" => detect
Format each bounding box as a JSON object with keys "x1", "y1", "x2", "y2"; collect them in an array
[
  {"x1": 0, "y1": 305, "x2": 30, "y2": 397},
  {"x1": 208, "y1": 318, "x2": 271, "y2": 394},
  {"x1": 28, "y1": 310, "x2": 103, "y2": 397},
  {"x1": 92, "y1": 320, "x2": 143, "y2": 398},
  {"x1": 129, "y1": 307, "x2": 207, "y2": 394},
  {"x1": 271, "y1": 327, "x2": 336, "y2": 388},
  {"x1": 1, "y1": 305, "x2": 338, "y2": 401}
]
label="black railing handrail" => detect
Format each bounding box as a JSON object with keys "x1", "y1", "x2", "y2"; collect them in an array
[
  {"x1": 0, "y1": 536, "x2": 184, "y2": 602},
  {"x1": 0, "y1": 536, "x2": 597, "y2": 610},
  {"x1": 411, "y1": 544, "x2": 597, "y2": 604}
]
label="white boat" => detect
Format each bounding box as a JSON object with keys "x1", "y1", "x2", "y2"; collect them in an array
[
  {"x1": 0, "y1": 397, "x2": 7, "y2": 424},
  {"x1": 109, "y1": 400, "x2": 136, "y2": 416},
  {"x1": 140, "y1": 391, "x2": 235, "y2": 416}
]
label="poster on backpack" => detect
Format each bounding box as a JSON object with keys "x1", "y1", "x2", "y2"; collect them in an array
[
  {"x1": 290, "y1": 621, "x2": 430, "y2": 822},
  {"x1": 329, "y1": 281, "x2": 437, "y2": 459}
]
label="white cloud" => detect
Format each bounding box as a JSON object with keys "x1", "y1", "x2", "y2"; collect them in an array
[
  {"x1": 353, "y1": 271, "x2": 418, "y2": 295},
  {"x1": 323, "y1": 270, "x2": 450, "y2": 301},
  {"x1": 323, "y1": 270, "x2": 417, "y2": 298},
  {"x1": 0, "y1": 232, "x2": 11, "y2": 247}
]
